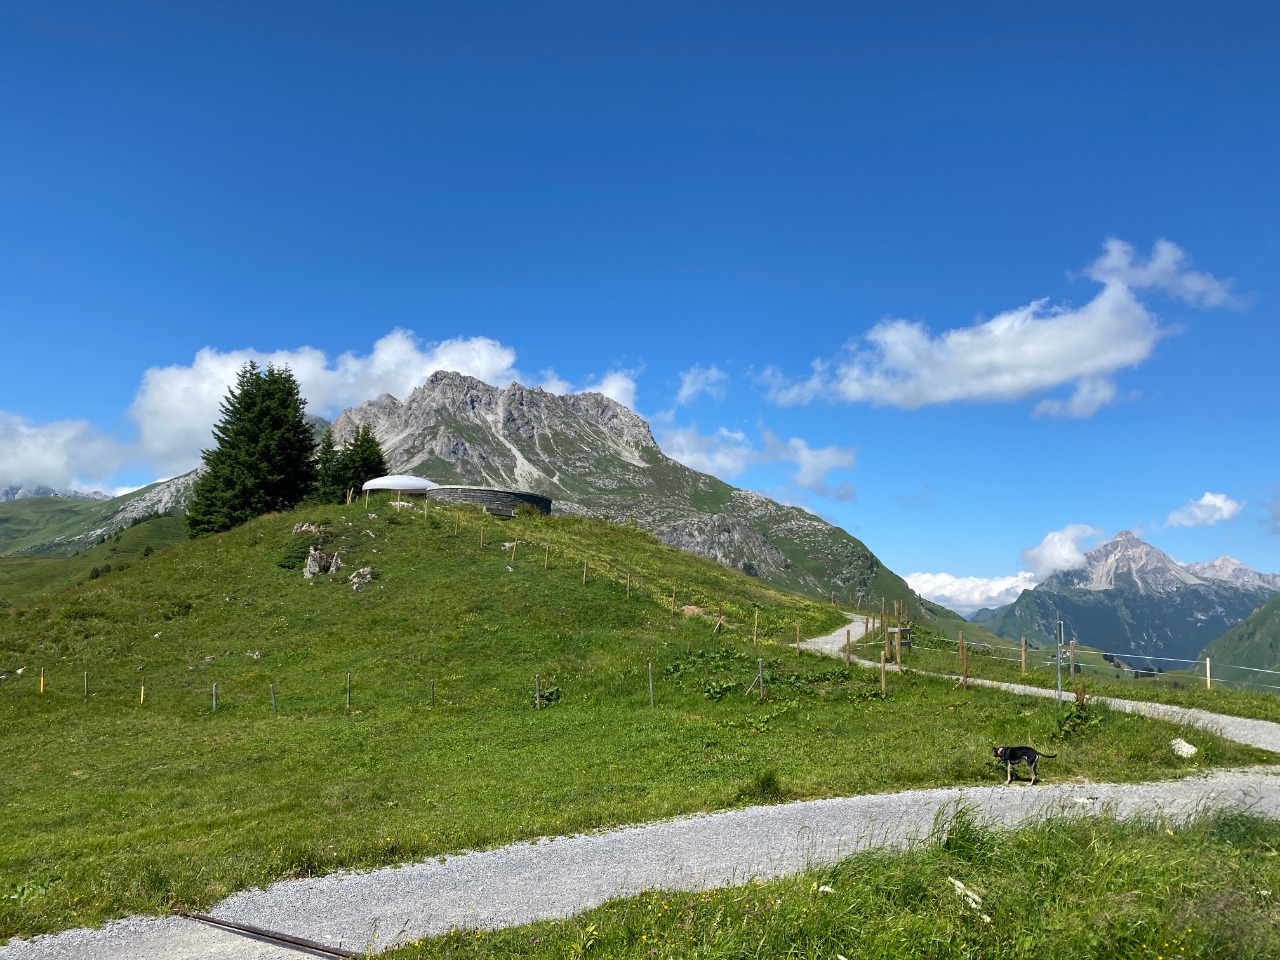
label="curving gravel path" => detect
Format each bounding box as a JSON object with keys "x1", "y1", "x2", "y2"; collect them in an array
[{"x1": 7, "y1": 620, "x2": 1280, "y2": 960}]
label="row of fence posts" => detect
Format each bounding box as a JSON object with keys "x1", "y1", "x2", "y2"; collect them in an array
[{"x1": 958, "y1": 632, "x2": 1217, "y2": 692}]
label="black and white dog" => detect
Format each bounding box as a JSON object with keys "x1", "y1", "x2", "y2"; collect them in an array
[{"x1": 993, "y1": 746, "x2": 1056, "y2": 785}]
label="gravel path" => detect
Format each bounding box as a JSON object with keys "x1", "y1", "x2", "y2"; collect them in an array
[{"x1": 8, "y1": 620, "x2": 1280, "y2": 960}]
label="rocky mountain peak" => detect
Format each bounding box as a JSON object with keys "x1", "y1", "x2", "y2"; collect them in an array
[
  {"x1": 1053, "y1": 530, "x2": 1205, "y2": 594},
  {"x1": 1186, "y1": 555, "x2": 1280, "y2": 591}
]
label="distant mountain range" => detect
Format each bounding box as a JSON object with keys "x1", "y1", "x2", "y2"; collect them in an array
[
  {"x1": 971, "y1": 531, "x2": 1279, "y2": 667},
  {"x1": 0, "y1": 484, "x2": 108, "y2": 503}
]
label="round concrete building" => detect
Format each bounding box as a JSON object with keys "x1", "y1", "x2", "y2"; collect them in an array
[{"x1": 423, "y1": 484, "x2": 552, "y2": 517}]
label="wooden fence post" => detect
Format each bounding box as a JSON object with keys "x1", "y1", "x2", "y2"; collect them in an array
[
  {"x1": 880, "y1": 651, "x2": 887, "y2": 696},
  {"x1": 1206, "y1": 658, "x2": 1212, "y2": 690},
  {"x1": 535, "y1": 675, "x2": 542, "y2": 710},
  {"x1": 753, "y1": 609, "x2": 759, "y2": 646},
  {"x1": 795, "y1": 623, "x2": 801, "y2": 656},
  {"x1": 583, "y1": 558, "x2": 588, "y2": 585},
  {"x1": 544, "y1": 544, "x2": 549, "y2": 571},
  {"x1": 1020, "y1": 636, "x2": 1027, "y2": 675},
  {"x1": 845, "y1": 628, "x2": 851, "y2": 666},
  {"x1": 1069, "y1": 640, "x2": 1076, "y2": 678}
]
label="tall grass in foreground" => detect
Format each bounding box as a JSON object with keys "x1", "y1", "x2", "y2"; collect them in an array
[{"x1": 388, "y1": 809, "x2": 1280, "y2": 959}]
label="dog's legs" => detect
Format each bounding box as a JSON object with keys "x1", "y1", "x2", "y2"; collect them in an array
[
  {"x1": 1028, "y1": 758, "x2": 1038, "y2": 785},
  {"x1": 1005, "y1": 761, "x2": 1013, "y2": 784}
]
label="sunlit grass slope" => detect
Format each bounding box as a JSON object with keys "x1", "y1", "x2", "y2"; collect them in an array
[
  {"x1": 0, "y1": 498, "x2": 1269, "y2": 941},
  {"x1": 386, "y1": 810, "x2": 1280, "y2": 960}
]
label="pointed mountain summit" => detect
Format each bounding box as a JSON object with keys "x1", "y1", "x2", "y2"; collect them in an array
[
  {"x1": 1047, "y1": 531, "x2": 1205, "y2": 595},
  {"x1": 330, "y1": 371, "x2": 940, "y2": 620},
  {"x1": 973, "y1": 530, "x2": 1278, "y2": 664}
]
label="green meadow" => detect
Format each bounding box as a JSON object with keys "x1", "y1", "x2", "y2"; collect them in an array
[{"x1": 0, "y1": 499, "x2": 1272, "y2": 942}]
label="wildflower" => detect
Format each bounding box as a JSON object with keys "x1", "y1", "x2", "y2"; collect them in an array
[{"x1": 947, "y1": 876, "x2": 991, "y2": 924}]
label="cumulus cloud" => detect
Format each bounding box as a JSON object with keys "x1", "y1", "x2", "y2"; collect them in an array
[
  {"x1": 761, "y1": 430, "x2": 857, "y2": 500},
  {"x1": 676, "y1": 364, "x2": 729, "y2": 405},
  {"x1": 1085, "y1": 238, "x2": 1241, "y2": 308},
  {"x1": 905, "y1": 571, "x2": 1039, "y2": 617},
  {"x1": 0, "y1": 413, "x2": 124, "y2": 491},
  {"x1": 763, "y1": 239, "x2": 1238, "y2": 418},
  {"x1": 577, "y1": 367, "x2": 642, "y2": 410},
  {"x1": 1165, "y1": 491, "x2": 1244, "y2": 528},
  {"x1": 656, "y1": 424, "x2": 756, "y2": 479},
  {"x1": 654, "y1": 421, "x2": 856, "y2": 499},
  {"x1": 127, "y1": 331, "x2": 525, "y2": 477},
  {"x1": 1021, "y1": 524, "x2": 1104, "y2": 579}
]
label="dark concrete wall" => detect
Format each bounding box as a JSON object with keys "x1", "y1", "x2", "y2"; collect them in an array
[{"x1": 424, "y1": 485, "x2": 552, "y2": 515}]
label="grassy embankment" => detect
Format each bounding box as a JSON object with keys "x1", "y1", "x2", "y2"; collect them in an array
[
  {"x1": 384, "y1": 809, "x2": 1280, "y2": 959},
  {"x1": 0, "y1": 499, "x2": 1272, "y2": 942}
]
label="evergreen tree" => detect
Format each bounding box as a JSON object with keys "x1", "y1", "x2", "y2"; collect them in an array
[
  {"x1": 186, "y1": 362, "x2": 318, "y2": 537},
  {"x1": 335, "y1": 423, "x2": 388, "y2": 498},
  {"x1": 313, "y1": 427, "x2": 345, "y2": 504}
]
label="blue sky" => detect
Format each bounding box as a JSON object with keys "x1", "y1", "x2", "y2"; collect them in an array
[{"x1": 2, "y1": 1, "x2": 1277, "y2": 613}]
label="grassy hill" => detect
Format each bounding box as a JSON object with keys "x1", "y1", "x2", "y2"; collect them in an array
[
  {"x1": 1202, "y1": 592, "x2": 1280, "y2": 684},
  {"x1": 0, "y1": 498, "x2": 1269, "y2": 943},
  {"x1": 0, "y1": 514, "x2": 187, "y2": 607}
]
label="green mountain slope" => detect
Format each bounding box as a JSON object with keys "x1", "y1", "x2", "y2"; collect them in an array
[
  {"x1": 1201, "y1": 593, "x2": 1280, "y2": 683},
  {"x1": 0, "y1": 515, "x2": 187, "y2": 607}
]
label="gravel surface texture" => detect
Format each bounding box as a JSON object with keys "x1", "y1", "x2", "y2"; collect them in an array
[{"x1": 7, "y1": 619, "x2": 1280, "y2": 959}]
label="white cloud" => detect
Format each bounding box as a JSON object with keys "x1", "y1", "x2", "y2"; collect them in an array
[
  {"x1": 656, "y1": 424, "x2": 756, "y2": 479},
  {"x1": 906, "y1": 571, "x2": 1039, "y2": 617},
  {"x1": 655, "y1": 421, "x2": 856, "y2": 499},
  {"x1": 127, "y1": 331, "x2": 524, "y2": 477},
  {"x1": 764, "y1": 239, "x2": 1237, "y2": 418},
  {"x1": 761, "y1": 430, "x2": 857, "y2": 499},
  {"x1": 1085, "y1": 238, "x2": 1241, "y2": 308},
  {"x1": 676, "y1": 364, "x2": 729, "y2": 405},
  {"x1": 577, "y1": 368, "x2": 642, "y2": 410},
  {"x1": 0, "y1": 413, "x2": 124, "y2": 490},
  {"x1": 1166, "y1": 491, "x2": 1243, "y2": 528},
  {"x1": 537, "y1": 369, "x2": 572, "y2": 395},
  {"x1": 1021, "y1": 524, "x2": 1104, "y2": 579}
]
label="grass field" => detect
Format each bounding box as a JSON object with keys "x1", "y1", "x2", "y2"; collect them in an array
[
  {"x1": 0, "y1": 514, "x2": 187, "y2": 607},
  {"x1": 382, "y1": 809, "x2": 1280, "y2": 959},
  {"x1": 1, "y1": 499, "x2": 1274, "y2": 943}
]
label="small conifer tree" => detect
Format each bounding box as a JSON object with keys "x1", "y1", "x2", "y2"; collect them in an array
[{"x1": 335, "y1": 423, "x2": 388, "y2": 497}]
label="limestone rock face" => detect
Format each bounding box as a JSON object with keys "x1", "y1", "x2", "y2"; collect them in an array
[
  {"x1": 302, "y1": 546, "x2": 342, "y2": 578},
  {"x1": 327, "y1": 371, "x2": 907, "y2": 610}
]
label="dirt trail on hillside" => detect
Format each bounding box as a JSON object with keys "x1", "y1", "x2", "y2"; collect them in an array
[{"x1": 7, "y1": 619, "x2": 1280, "y2": 960}]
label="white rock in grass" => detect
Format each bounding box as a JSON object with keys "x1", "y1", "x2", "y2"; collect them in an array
[{"x1": 1171, "y1": 737, "x2": 1198, "y2": 758}]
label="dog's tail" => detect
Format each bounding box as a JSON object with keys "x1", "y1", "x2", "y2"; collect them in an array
[{"x1": 1040, "y1": 753, "x2": 1057, "y2": 758}]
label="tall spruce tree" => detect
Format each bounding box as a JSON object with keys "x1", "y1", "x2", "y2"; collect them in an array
[
  {"x1": 186, "y1": 362, "x2": 318, "y2": 536},
  {"x1": 313, "y1": 427, "x2": 345, "y2": 504},
  {"x1": 335, "y1": 423, "x2": 388, "y2": 498}
]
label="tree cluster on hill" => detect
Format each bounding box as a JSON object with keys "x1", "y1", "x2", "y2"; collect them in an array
[
  {"x1": 314, "y1": 424, "x2": 388, "y2": 505},
  {"x1": 186, "y1": 363, "x2": 389, "y2": 537}
]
